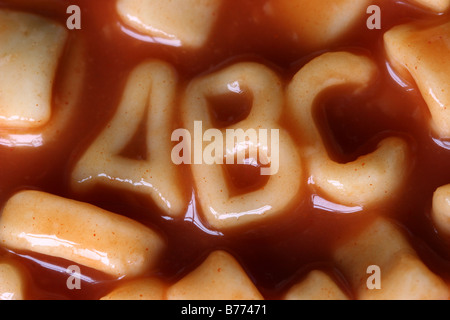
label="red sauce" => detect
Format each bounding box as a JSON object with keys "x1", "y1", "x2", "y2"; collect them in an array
[{"x1": 0, "y1": 0, "x2": 450, "y2": 300}]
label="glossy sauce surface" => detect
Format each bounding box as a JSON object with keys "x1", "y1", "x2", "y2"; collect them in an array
[{"x1": 0, "y1": 0, "x2": 450, "y2": 300}]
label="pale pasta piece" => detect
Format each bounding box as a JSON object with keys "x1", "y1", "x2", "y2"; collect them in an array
[
  {"x1": 0, "y1": 190, "x2": 165, "y2": 278},
  {"x1": 283, "y1": 270, "x2": 349, "y2": 300},
  {"x1": 408, "y1": 0, "x2": 450, "y2": 12},
  {"x1": 0, "y1": 25, "x2": 85, "y2": 148},
  {"x1": 431, "y1": 184, "x2": 450, "y2": 238},
  {"x1": 71, "y1": 60, "x2": 187, "y2": 217},
  {"x1": 0, "y1": 262, "x2": 25, "y2": 300},
  {"x1": 167, "y1": 251, "x2": 264, "y2": 300},
  {"x1": 287, "y1": 51, "x2": 409, "y2": 207},
  {"x1": 182, "y1": 62, "x2": 303, "y2": 230},
  {"x1": 116, "y1": 0, "x2": 222, "y2": 48},
  {"x1": 0, "y1": 10, "x2": 67, "y2": 129},
  {"x1": 334, "y1": 217, "x2": 450, "y2": 300},
  {"x1": 101, "y1": 278, "x2": 167, "y2": 300},
  {"x1": 385, "y1": 22, "x2": 450, "y2": 139},
  {"x1": 270, "y1": 0, "x2": 371, "y2": 49}
]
